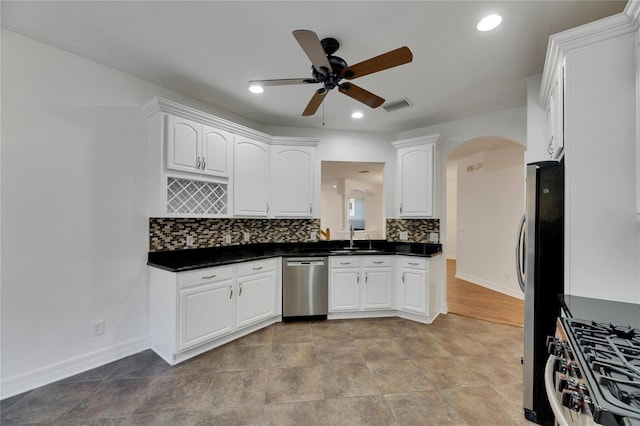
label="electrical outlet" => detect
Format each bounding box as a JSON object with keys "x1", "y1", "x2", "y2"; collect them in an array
[
  {"x1": 399, "y1": 231, "x2": 409, "y2": 240},
  {"x1": 310, "y1": 231, "x2": 317, "y2": 241},
  {"x1": 92, "y1": 320, "x2": 105, "y2": 336},
  {"x1": 224, "y1": 235, "x2": 231, "y2": 244},
  {"x1": 186, "y1": 235, "x2": 194, "y2": 246},
  {"x1": 429, "y1": 232, "x2": 439, "y2": 243},
  {"x1": 243, "y1": 232, "x2": 250, "y2": 242}
]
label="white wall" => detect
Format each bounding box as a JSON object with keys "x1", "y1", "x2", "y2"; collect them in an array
[
  {"x1": 0, "y1": 30, "x2": 271, "y2": 398},
  {"x1": 455, "y1": 146, "x2": 526, "y2": 299}
]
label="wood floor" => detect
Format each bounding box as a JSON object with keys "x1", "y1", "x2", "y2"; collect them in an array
[{"x1": 447, "y1": 259, "x2": 524, "y2": 327}]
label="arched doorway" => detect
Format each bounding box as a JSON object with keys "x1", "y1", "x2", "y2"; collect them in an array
[{"x1": 445, "y1": 136, "x2": 525, "y2": 326}]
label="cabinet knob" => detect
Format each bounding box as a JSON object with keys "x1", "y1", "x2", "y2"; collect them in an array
[
  {"x1": 399, "y1": 203, "x2": 403, "y2": 213},
  {"x1": 196, "y1": 157, "x2": 202, "y2": 170},
  {"x1": 201, "y1": 158, "x2": 206, "y2": 170},
  {"x1": 201, "y1": 274, "x2": 216, "y2": 280},
  {"x1": 239, "y1": 283, "x2": 243, "y2": 296},
  {"x1": 309, "y1": 204, "x2": 313, "y2": 214},
  {"x1": 364, "y1": 272, "x2": 368, "y2": 283},
  {"x1": 357, "y1": 273, "x2": 360, "y2": 284},
  {"x1": 229, "y1": 285, "x2": 233, "y2": 299}
]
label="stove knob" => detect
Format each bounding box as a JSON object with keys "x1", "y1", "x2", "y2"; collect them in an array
[
  {"x1": 569, "y1": 362, "x2": 582, "y2": 379},
  {"x1": 547, "y1": 338, "x2": 565, "y2": 356},
  {"x1": 561, "y1": 390, "x2": 584, "y2": 412},
  {"x1": 577, "y1": 383, "x2": 590, "y2": 397},
  {"x1": 554, "y1": 357, "x2": 568, "y2": 374},
  {"x1": 558, "y1": 377, "x2": 577, "y2": 391}
]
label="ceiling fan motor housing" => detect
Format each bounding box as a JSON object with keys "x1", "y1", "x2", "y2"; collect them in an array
[{"x1": 312, "y1": 55, "x2": 347, "y2": 90}]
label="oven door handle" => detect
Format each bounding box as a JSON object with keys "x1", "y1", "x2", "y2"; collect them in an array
[{"x1": 544, "y1": 355, "x2": 570, "y2": 426}]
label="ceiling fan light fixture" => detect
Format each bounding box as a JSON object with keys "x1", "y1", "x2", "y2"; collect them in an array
[
  {"x1": 351, "y1": 111, "x2": 364, "y2": 119},
  {"x1": 477, "y1": 14, "x2": 502, "y2": 32},
  {"x1": 248, "y1": 83, "x2": 264, "y2": 94}
]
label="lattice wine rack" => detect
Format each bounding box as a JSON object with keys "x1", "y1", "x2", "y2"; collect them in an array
[{"x1": 167, "y1": 177, "x2": 228, "y2": 215}]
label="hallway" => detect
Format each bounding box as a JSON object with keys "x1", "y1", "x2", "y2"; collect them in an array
[{"x1": 447, "y1": 259, "x2": 524, "y2": 327}]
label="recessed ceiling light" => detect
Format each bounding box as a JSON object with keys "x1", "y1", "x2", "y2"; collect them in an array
[
  {"x1": 249, "y1": 83, "x2": 264, "y2": 94},
  {"x1": 477, "y1": 14, "x2": 502, "y2": 32},
  {"x1": 351, "y1": 111, "x2": 364, "y2": 119}
]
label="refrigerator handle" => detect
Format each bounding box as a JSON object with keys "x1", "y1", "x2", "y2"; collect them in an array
[{"x1": 516, "y1": 214, "x2": 526, "y2": 293}]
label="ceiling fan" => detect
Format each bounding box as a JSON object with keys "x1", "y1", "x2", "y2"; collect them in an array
[{"x1": 249, "y1": 30, "x2": 413, "y2": 116}]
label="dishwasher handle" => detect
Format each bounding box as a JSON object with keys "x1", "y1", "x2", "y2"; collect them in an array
[{"x1": 286, "y1": 260, "x2": 326, "y2": 267}]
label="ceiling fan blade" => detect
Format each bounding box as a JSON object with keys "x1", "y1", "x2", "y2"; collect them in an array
[
  {"x1": 293, "y1": 30, "x2": 333, "y2": 73},
  {"x1": 249, "y1": 78, "x2": 318, "y2": 87},
  {"x1": 338, "y1": 83, "x2": 384, "y2": 108},
  {"x1": 302, "y1": 88, "x2": 328, "y2": 116},
  {"x1": 342, "y1": 46, "x2": 413, "y2": 80}
]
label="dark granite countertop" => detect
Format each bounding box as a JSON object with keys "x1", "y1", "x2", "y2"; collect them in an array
[
  {"x1": 561, "y1": 294, "x2": 640, "y2": 328},
  {"x1": 148, "y1": 241, "x2": 443, "y2": 272}
]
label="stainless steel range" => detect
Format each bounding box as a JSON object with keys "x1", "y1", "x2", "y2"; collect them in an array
[{"x1": 546, "y1": 317, "x2": 640, "y2": 425}]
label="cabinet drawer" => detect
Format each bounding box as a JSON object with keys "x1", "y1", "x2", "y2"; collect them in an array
[
  {"x1": 400, "y1": 257, "x2": 427, "y2": 269},
  {"x1": 237, "y1": 258, "x2": 275, "y2": 276},
  {"x1": 179, "y1": 266, "x2": 233, "y2": 289},
  {"x1": 362, "y1": 256, "x2": 392, "y2": 268},
  {"x1": 330, "y1": 257, "x2": 359, "y2": 268}
]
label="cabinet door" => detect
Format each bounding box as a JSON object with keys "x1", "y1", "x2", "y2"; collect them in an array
[
  {"x1": 178, "y1": 280, "x2": 233, "y2": 351},
  {"x1": 329, "y1": 268, "x2": 360, "y2": 312},
  {"x1": 270, "y1": 146, "x2": 314, "y2": 217},
  {"x1": 362, "y1": 267, "x2": 393, "y2": 310},
  {"x1": 236, "y1": 271, "x2": 276, "y2": 328},
  {"x1": 201, "y1": 125, "x2": 232, "y2": 178},
  {"x1": 234, "y1": 138, "x2": 270, "y2": 216},
  {"x1": 166, "y1": 115, "x2": 200, "y2": 173},
  {"x1": 399, "y1": 269, "x2": 427, "y2": 314},
  {"x1": 398, "y1": 144, "x2": 434, "y2": 217}
]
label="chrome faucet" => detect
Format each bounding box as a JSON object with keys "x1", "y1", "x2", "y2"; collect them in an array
[
  {"x1": 349, "y1": 224, "x2": 355, "y2": 248},
  {"x1": 365, "y1": 234, "x2": 371, "y2": 250}
]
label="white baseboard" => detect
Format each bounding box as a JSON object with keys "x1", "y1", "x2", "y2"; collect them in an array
[
  {"x1": 455, "y1": 272, "x2": 524, "y2": 300},
  {"x1": 1, "y1": 335, "x2": 150, "y2": 400}
]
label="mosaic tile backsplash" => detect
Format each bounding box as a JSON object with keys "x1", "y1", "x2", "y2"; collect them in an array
[
  {"x1": 149, "y1": 218, "x2": 322, "y2": 251},
  {"x1": 149, "y1": 218, "x2": 440, "y2": 251},
  {"x1": 386, "y1": 219, "x2": 440, "y2": 243}
]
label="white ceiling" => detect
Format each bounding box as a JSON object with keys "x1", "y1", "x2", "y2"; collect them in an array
[{"x1": 1, "y1": 1, "x2": 626, "y2": 133}]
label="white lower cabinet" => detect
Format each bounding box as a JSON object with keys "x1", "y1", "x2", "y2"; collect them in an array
[
  {"x1": 150, "y1": 258, "x2": 280, "y2": 365},
  {"x1": 396, "y1": 255, "x2": 441, "y2": 322},
  {"x1": 329, "y1": 256, "x2": 393, "y2": 312},
  {"x1": 236, "y1": 259, "x2": 278, "y2": 328},
  {"x1": 397, "y1": 258, "x2": 428, "y2": 315},
  {"x1": 178, "y1": 268, "x2": 234, "y2": 351}
]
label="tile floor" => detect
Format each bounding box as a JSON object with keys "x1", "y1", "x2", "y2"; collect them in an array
[{"x1": 1, "y1": 314, "x2": 535, "y2": 425}]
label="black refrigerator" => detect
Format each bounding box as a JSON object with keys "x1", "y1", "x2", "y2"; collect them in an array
[{"x1": 517, "y1": 160, "x2": 564, "y2": 425}]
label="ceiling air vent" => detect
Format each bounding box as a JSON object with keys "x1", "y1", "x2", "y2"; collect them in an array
[{"x1": 382, "y1": 98, "x2": 413, "y2": 112}]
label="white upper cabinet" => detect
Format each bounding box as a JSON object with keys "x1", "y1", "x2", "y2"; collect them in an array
[
  {"x1": 393, "y1": 135, "x2": 441, "y2": 218},
  {"x1": 270, "y1": 144, "x2": 315, "y2": 218},
  {"x1": 201, "y1": 125, "x2": 233, "y2": 177},
  {"x1": 234, "y1": 137, "x2": 270, "y2": 217},
  {"x1": 166, "y1": 114, "x2": 233, "y2": 178}
]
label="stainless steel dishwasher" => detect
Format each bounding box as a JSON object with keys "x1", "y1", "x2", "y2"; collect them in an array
[{"x1": 282, "y1": 257, "x2": 328, "y2": 321}]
